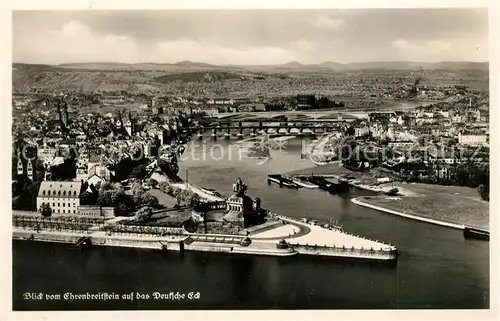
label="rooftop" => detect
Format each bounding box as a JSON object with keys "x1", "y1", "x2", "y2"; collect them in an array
[{"x1": 38, "y1": 181, "x2": 83, "y2": 198}]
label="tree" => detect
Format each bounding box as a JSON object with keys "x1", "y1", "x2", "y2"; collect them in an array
[
  {"x1": 140, "y1": 193, "x2": 160, "y2": 209},
  {"x1": 115, "y1": 194, "x2": 136, "y2": 216},
  {"x1": 187, "y1": 193, "x2": 201, "y2": 208},
  {"x1": 131, "y1": 164, "x2": 148, "y2": 181},
  {"x1": 80, "y1": 191, "x2": 96, "y2": 205},
  {"x1": 158, "y1": 181, "x2": 169, "y2": 192},
  {"x1": 97, "y1": 190, "x2": 114, "y2": 207},
  {"x1": 164, "y1": 185, "x2": 174, "y2": 195},
  {"x1": 131, "y1": 182, "x2": 145, "y2": 204},
  {"x1": 417, "y1": 134, "x2": 433, "y2": 147},
  {"x1": 99, "y1": 182, "x2": 113, "y2": 193},
  {"x1": 136, "y1": 206, "x2": 153, "y2": 222},
  {"x1": 172, "y1": 187, "x2": 182, "y2": 197},
  {"x1": 478, "y1": 184, "x2": 489, "y2": 201},
  {"x1": 147, "y1": 178, "x2": 158, "y2": 189},
  {"x1": 40, "y1": 202, "x2": 52, "y2": 217}
]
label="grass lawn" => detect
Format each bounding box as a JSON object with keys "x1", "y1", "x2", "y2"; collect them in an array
[
  {"x1": 288, "y1": 164, "x2": 489, "y2": 229},
  {"x1": 147, "y1": 189, "x2": 178, "y2": 208},
  {"x1": 362, "y1": 190, "x2": 489, "y2": 230}
]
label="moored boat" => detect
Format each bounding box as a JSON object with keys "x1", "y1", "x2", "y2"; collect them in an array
[
  {"x1": 200, "y1": 187, "x2": 222, "y2": 198},
  {"x1": 267, "y1": 174, "x2": 300, "y2": 188},
  {"x1": 463, "y1": 227, "x2": 489, "y2": 240},
  {"x1": 305, "y1": 175, "x2": 349, "y2": 193},
  {"x1": 291, "y1": 176, "x2": 318, "y2": 189}
]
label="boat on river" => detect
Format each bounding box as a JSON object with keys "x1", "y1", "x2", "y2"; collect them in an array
[
  {"x1": 200, "y1": 187, "x2": 222, "y2": 198},
  {"x1": 291, "y1": 177, "x2": 318, "y2": 189},
  {"x1": 305, "y1": 175, "x2": 349, "y2": 193},
  {"x1": 267, "y1": 174, "x2": 300, "y2": 189},
  {"x1": 463, "y1": 227, "x2": 489, "y2": 241}
]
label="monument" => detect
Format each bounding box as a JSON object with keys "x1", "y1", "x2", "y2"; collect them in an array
[{"x1": 223, "y1": 177, "x2": 267, "y2": 228}]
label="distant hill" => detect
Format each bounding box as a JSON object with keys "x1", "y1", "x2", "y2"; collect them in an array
[
  {"x1": 316, "y1": 61, "x2": 344, "y2": 68},
  {"x1": 283, "y1": 61, "x2": 303, "y2": 67},
  {"x1": 58, "y1": 62, "x2": 136, "y2": 70},
  {"x1": 56, "y1": 61, "x2": 222, "y2": 72},
  {"x1": 11, "y1": 60, "x2": 488, "y2": 92},
  {"x1": 174, "y1": 61, "x2": 216, "y2": 68},
  {"x1": 34, "y1": 60, "x2": 488, "y2": 72},
  {"x1": 153, "y1": 71, "x2": 249, "y2": 83}
]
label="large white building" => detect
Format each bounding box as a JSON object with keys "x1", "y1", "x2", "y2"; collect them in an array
[
  {"x1": 458, "y1": 133, "x2": 488, "y2": 146},
  {"x1": 37, "y1": 181, "x2": 83, "y2": 215}
]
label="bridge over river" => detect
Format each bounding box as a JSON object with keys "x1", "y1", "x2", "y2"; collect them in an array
[{"x1": 211, "y1": 110, "x2": 369, "y2": 121}]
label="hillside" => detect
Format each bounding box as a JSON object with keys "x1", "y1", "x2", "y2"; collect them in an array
[
  {"x1": 153, "y1": 71, "x2": 247, "y2": 83},
  {"x1": 12, "y1": 61, "x2": 489, "y2": 93}
]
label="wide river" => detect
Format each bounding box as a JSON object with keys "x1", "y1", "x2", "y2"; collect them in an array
[{"x1": 13, "y1": 139, "x2": 489, "y2": 310}]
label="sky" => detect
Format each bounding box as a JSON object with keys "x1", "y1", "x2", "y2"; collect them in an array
[{"x1": 12, "y1": 9, "x2": 489, "y2": 65}]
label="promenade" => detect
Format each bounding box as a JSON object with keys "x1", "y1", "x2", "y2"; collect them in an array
[
  {"x1": 13, "y1": 213, "x2": 397, "y2": 260},
  {"x1": 253, "y1": 216, "x2": 395, "y2": 252}
]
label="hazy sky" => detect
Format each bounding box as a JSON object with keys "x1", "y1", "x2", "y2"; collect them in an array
[{"x1": 13, "y1": 9, "x2": 489, "y2": 65}]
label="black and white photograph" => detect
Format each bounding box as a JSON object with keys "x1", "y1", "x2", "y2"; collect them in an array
[{"x1": 7, "y1": 2, "x2": 494, "y2": 313}]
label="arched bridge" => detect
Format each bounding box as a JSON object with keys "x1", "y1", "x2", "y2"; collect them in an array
[
  {"x1": 211, "y1": 111, "x2": 368, "y2": 122},
  {"x1": 187, "y1": 120, "x2": 348, "y2": 139}
]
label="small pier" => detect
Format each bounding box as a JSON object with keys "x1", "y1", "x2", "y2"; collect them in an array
[{"x1": 74, "y1": 236, "x2": 92, "y2": 251}]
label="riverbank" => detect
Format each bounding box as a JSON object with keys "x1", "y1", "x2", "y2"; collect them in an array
[
  {"x1": 287, "y1": 162, "x2": 488, "y2": 230},
  {"x1": 351, "y1": 197, "x2": 464, "y2": 230},
  {"x1": 352, "y1": 194, "x2": 488, "y2": 231}
]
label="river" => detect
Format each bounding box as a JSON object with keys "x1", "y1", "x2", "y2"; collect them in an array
[{"x1": 13, "y1": 139, "x2": 489, "y2": 310}]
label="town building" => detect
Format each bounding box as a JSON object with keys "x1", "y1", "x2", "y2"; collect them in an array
[
  {"x1": 354, "y1": 124, "x2": 370, "y2": 138},
  {"x1": 26, "y1": 159, "x2": 34, "y2": 181},
  {"x1": 16, "y1": 157, "x2": 23, "y2": 175},
  {"x1": 38, "y1": 148, "x2": 57, "y2": 163},
  {"x1": 296, "y1": 94, "x2": 316, "y2": 109},
  {"x1": 37, "y1": 181, "x2": 83, "y2": 215},
  {"x1": 387, "y1": 141, "x2": 415, "y2": 149},
  {"x1": 77, "y1": 205, "x2": 115, "y2": 219},
  {"x1": 458, "y1": 133, "x2": 488, "y2": 146}
]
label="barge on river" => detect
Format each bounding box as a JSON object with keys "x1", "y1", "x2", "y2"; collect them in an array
[
  {"x1": 463, "y1": 227, "x2": 489, "y2": 241},
  {"x1": 303, "y1": 175, "x2": 349, "y2": 193},
  {"x1": 267, "y1": 174, "x2": 300, "y2": 189}
]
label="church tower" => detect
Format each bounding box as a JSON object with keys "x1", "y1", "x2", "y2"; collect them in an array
[
  {"x1": 125, "y1": 120, "x2": 132, "y2": 137},
  {"x1": 125, "y1": 111, "x2": 133, "y2": 137},
  {"x1": 16, "y1": 157, "x2": 23, "y2": 175},
  {"x1": 26, "y1": 159, "x2": 34, "y2": 182}
]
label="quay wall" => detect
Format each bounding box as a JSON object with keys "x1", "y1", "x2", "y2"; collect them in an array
[
  {"x1": 184, "y1": 245, "x2": 233, "y2": 253},
  {"x1": 289, "y1": 243, "x2": 397, "y2": 260},
  {"x1": 13, "y1": 230, "x2": 85, "y2": 244},
  {"x1": 92, "y1": 237, "x2": 169, "y2": 250},
  {"x1": 351, "y1": 197, "x2": 465, "y2": 230},
  {"x1": 13, "y1": 229, "x2": 184, "y2": 251}
]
